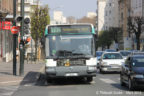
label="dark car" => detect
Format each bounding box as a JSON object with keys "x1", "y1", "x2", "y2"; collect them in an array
[
  {"x1": 120, "y1": 54, "x2": 144, "y2": 90},
  {"x1": 119, "y1": 50, "x2": 131, "y2": 59}
]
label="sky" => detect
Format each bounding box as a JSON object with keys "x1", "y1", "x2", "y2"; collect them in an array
[{"x1": 40, "y1": 0, "x2": 97, "y2": 19}]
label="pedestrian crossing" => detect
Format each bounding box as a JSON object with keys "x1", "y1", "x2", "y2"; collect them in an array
[
  {"x1": 99, "y1": 78, "x2": 117, "y2": 84},
  {"x1": 0, "y1": 86, "x2": 19, "y2": 96},
  {"x1": 93, "y1": 77, "x2": 120, "y2": 84}
]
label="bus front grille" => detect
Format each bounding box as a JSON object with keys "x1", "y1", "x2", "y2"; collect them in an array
[{"x1": 57, "y1": 59, "x2": 86, "y2": 66}]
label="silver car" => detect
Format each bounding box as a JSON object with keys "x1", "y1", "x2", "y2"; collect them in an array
[{"x1": 99, "y1": 52, "x2": 124, "y2": 73}]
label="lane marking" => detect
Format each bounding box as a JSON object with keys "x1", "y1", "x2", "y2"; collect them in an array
[
  {"x1": 0, "y1": 80, "x2": 30, "y2": 84},
  {"x1": 0, "y1": 80, "x2": 22, "y2": 84},
  {"x1": 0, "y1": 86, "x2": 18, "y2": 91},
  {"x1": 2, "y1": 92, "x2": 14, "y2": 96},
  {"x1": 0, "y1": 86, "x2": 19, "y2": 96},
  {"x1": 91, "y1": 81, "x2": 96, "y2": 84},
  {"x1": 99, "y1": 78, "x2": 117, "y2": 84}
]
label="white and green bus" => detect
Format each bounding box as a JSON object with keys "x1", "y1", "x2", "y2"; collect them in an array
[{"x1": 44, "y1": 23, "x2": 97, "y2": 83}]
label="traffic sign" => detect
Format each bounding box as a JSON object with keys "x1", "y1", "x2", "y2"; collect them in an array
[{"x1": 11, "y1": 26, "x2": 19, "y2": 34}]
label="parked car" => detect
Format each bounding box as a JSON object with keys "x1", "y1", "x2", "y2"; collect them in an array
[
  {"x1": 119, "y1": 50, "x2": 131, "y2": 59},
  {"x1": 105, "y1": 49, "x2": 116, "y2": 52},
  {"x1": 96, "y1": 51, "x2": 103, "y2": 68},
  {"x1": 120, "y1": 53, "x2": 144, "y2": 90},
  {"x1": 99, "y1": 52, "x2": 124, "y2": 73}
]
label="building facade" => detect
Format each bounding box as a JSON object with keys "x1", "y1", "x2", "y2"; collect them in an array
[
  {"x1": 87, "y1": 12, "x2": 96, "y2": 19},
  {"x1": 0, "y1": 0, "x2": 18, "y2": 62},
  {"x1": 51, "y1": 11, "x2": 67, "y2": 24},
  {"x1": 97, "y1": 0, "x2": 119, "y2": 32},
  {"x1": 97, "y1": 0, "x2": 106, "y2": 32},
  {"x1": 118, "y1": 0, "x2": 144, "y2": 50}
]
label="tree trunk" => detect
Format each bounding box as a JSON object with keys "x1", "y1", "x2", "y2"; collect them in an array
[
  {"x1": 107, "y1": 45, "x2": 110, "y2": 49},
  {"x1": 136, "y1": 36, "x2": 140, "y2": 50},
  {"x1": 136, "y1": 22, "x2": 141, "y2": 50},
  {"x1": 35, "y1": 40, "x2": 38, "y2": 61}
]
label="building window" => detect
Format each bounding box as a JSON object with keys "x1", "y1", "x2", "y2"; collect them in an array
[
  {"x1": 105, "y1": 11, "x2": 107, "y2": 16},
  {"x1": 121, "y1": 13, "x2": 123, "y2": 20},
  {"x1": 109, "y1": 10, "x2": 111, "y2": 14},
  {"x1": 109, "y1": 3, "x2": 111, "y2": 6}
]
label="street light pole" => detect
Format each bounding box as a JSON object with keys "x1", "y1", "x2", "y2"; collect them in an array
[
  {"x1": 13, "y1": 0, "x2": 17, "y2": 75},
  {"x1": 19, "y1": 0, "x2": 25, "y2": 76}
]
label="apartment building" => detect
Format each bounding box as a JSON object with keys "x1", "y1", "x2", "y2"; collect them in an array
[
  {"x1": 97, "y1": 0, "x2": 106, "y2": 32},
  {"x1": 87, "y1": 12, "x2": 96, "y2": 19},
  {"x1": 97, "y1": 0, "x2": 119, "y2": 32},
  {"x1": 51, "y1": 11, "x2": 67, "y2": 24}
]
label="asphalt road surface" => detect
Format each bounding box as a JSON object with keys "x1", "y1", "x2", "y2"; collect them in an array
[{"x1": 1, "y1": 71, "x2": 144, "y2": 96}]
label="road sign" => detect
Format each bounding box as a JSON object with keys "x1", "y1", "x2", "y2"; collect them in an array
[{"x1": 11, "y1": 26, "x2": 19, "y2": 34}]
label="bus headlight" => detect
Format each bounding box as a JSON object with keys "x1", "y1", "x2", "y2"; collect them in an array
[
  {"x1": 45, "y1": 59, "x2": 57, "y2": 67},
  {"x1": 87, "y1": 66, "x2": 97, "y2": 72}
]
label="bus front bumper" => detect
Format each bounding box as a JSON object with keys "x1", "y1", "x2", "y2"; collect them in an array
[{"x1": 45, "y1": 66, "x2": 97, "y2": 78}]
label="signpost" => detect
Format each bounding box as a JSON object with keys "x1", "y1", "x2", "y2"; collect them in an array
[{"x1": 11, "y1": 26, "x2": 19, "y2": 34}]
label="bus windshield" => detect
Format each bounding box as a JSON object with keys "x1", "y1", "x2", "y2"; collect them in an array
[
  {"x1": 45, "y1": 35, "x2": 94, "y2": 59},
  {"x1": 47, "y1": 25, "x2": 92, "y2": 34}
]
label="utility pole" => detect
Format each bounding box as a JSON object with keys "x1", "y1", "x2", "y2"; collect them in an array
[
  {"x1": 19, "y1": 0, "x2": 25, "y2": 76},
  {"x1": 13, "y1": 0, "x2": 17, "y2": 75}
]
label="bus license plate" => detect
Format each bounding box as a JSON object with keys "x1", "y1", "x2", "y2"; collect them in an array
[{"x1": 65, "y1": 73, "x2": 78, "y2": 76}]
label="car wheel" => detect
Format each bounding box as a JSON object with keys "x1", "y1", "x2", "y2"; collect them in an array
[
  {"x1": 86, "y1": 77, "x2": 93, "y2": 83},
  {"x1": 120, "y1": 74, "x2": 125, "y2": 86},
  {"x1": 128, "y1": 78, "x2": 134, "y2": 91}
]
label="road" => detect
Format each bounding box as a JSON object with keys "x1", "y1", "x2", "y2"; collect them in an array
[{"x1": 1, "y1": 71, "x2": 144, "y2": 96}]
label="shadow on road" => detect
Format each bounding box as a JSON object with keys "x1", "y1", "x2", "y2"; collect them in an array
[
  {"x1": 111, "y1": 83, "x2": 129, "y2": 91},
  {"x1": 36, "y1": 73, "x2": 91, "y2": 86},
  {"x1": 111, "y1": 83, "x2": 144, "y2": 92},
  {"x1": 20, "y1": 71, "x2": 39, "y2": 86},
  {"x1": 19, "y1": 72, "x2": 91, "y2": 87}
]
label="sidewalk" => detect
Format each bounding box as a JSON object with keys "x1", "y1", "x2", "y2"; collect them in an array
[{"x1": 0, "y1": 60, "x2": 45, "y2": 86}]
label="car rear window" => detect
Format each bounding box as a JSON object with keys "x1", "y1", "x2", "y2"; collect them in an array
[
  {"x1": 132, "y1": 57, "x2": 144, "y2": 67},
  {"x1": 103, "y1": 53, "x2": 123, "y2": 59}
]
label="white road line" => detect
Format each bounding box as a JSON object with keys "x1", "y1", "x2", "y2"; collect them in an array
[
  {"x1": 0, "y1": 80, "x2": 30, "y2": 84},
  {"x1": 0, "y1": 86, "x2": 18, "y2": 91},
  {"x1": 0, "y1": 86, "x2": 19, "y2": 96},
  {"x1": 2, "y1": 92, "x2": 14, "y2": 96},
  {"x1": 0, "y1": 80, "x2": 22, "y2": 84},
  {"x1": 91, "y1": 81, "x2": 96, "y2": 84},
  {"x1": 24, "y1": 83, "x2": 36, "y2": 87},
  {"x1": 99, "y1": 78, "x2": 117, "y2": 84}
]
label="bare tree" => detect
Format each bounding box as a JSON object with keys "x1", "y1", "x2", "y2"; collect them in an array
[
  {"x1": 128, "y1": 16, "x2": 143, "y2": 50},
  {"x1": 77, "y1": 16, "x2": 96, "y2": 27},
  {"x1": 67, "y1": 16, "x2": 76, "y2": 24}
]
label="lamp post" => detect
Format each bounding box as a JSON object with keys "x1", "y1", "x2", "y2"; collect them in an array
[
  {"x1": 13, "y1": 0, "x2": 17, "y2": 76},
  {"x1": 19, "y1": 0, "x2": 25, "y2": 76}
]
